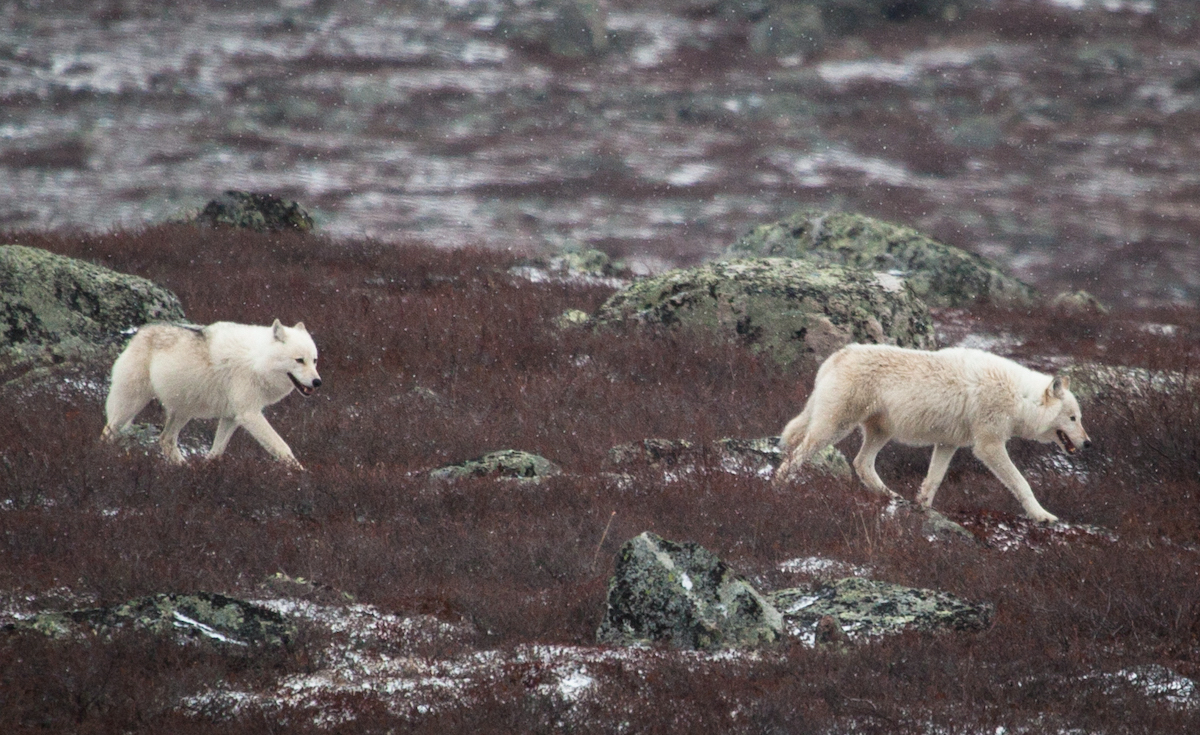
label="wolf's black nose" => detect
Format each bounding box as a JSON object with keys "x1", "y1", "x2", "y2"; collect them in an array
[
  {"x1": 312, "y1": 378, "x2": 322, "y2": 388},
  {"x1": 1083, "y1": 439, "x2": 1092, "y2": 450}
]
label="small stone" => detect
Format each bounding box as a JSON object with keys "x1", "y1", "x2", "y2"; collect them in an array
[{"x1": 429, "y1": 449, "x2": 562, "y2": 481}]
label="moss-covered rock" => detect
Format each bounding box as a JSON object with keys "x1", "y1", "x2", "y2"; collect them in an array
[
  {"x1": 0, "y1": 244, "x2": 185, "y2": 351},
  {"x1": 7, "y1": 592, "x2": 295, "y2": 647},
  {"x1": 429, "y1": 449, "x2": 562, "y2": 481},
  {"x1": 191, "y1": 190, "x2": 315, "y2": 232},
  {"x1": 594, "y1": 257, "x2": 935, "y2": 367},
  {"x1": 725, "y1": 209, "x2": 1037, "y2": 307},
  {"x1": 771, "y1": 576, "x2": 993, "y2": 642},
  {"x1": 597, "y1": 532, "x2": 783, "y2": 650}
]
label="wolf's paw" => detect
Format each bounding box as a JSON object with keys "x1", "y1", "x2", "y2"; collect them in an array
[{"x1": 1030, "y1": 512, "x2": 1059, "y2": 525}]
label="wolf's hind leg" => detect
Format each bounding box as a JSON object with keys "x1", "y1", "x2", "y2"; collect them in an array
[
  {"x1": 853, "y1": 418, "x2": 899, "y2": 498},
  {"x1": 916, "y1": 444, "x2": 957, "y2": 508},
  {"x1": 102, "y1": 378, "x2": 154, "y2": 441},
  {"x1": 208, "y1": 417, "x2": 238, "y2": 458},
  {"x1": 158, "y1": 411, "x2": 190, "y2": 464},
  {"x1": 775, "y1": 413, "x2": 854, "y2": 484}
]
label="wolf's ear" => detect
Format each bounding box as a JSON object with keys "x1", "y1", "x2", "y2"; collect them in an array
[
  {"x1": 1045, "y1": 375, "x2": 1067, "y2": 403},
  {"x1": 293, "y1": 322, "x2": 306, "y2": 332},
  {"x1": 272, "y1": 319, "x2": 286, "y2": 342}
]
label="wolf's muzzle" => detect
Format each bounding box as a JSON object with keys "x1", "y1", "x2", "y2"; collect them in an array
[{"x1": 289, "y1": 373, "x2": 320, "y2": 396}]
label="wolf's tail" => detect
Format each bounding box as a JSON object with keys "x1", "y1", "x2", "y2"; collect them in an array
[
  {"x1": 773, "y1": 403, "x2": 813, "y2": 484},
  {"x1": 779, "y1": 404, "x2": 812, "y2": 453}
]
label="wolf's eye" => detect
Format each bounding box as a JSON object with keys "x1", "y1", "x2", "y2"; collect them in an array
[
  {"x1": 1070, "y1": 416, "x2": 1076, "y2": 422},
  {"x1": 295, "y1": 358, "x2": 305, "y2": 364}
]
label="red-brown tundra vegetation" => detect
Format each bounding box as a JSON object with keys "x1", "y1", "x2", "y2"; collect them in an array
[{"x1": 0, "y1": 225, "x2": 1198, "y2": 733}]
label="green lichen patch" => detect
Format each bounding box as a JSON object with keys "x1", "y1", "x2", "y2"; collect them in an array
[
  {"x1": 725, "y1": 209, "x2": 1037, "y2": 307},
  {"x1": 594, "y1": 257, "x2": 935, "y2": 367}
]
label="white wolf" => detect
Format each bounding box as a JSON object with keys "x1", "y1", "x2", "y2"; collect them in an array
[
  {"x1": 101, "y1": 319, "x2": 321, "y2": 469},
  {"x1": 773, "y1": 344, "x2": 1091, "y2": 523}
]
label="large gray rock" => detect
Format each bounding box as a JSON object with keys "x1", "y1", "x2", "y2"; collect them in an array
[
  {"x1": 597, "y1": 532, "x2": 783, "y2": 650},
  {"x1": 771, "y1": 576, "x2": 993, "y2": 642},
  {"x1": 429, "y1": 449, "x2": 562, "y2": 481},
  {"x1": 726, "y1": 209, "x2": 1037, "y2": 307},
  {"x1": 6, "y1": 592, "x2": 295, "y2": 647},
  {"x1": 594, "y1": 257, "x2": 935, "y2": 367},
  {"x1": 0, "y1": 244, "x2": 186, "y2": 350}
]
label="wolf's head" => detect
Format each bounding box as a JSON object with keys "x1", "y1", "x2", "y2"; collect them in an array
[
  {"x1": 271, "y1": 319, "x2": 322, "y2": 397},
  {"x1": 1037, "y1": 375, "x2": 1090, "y2": 454}
]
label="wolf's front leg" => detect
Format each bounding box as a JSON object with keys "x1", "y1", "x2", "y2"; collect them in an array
[
  {"x1": 238, "y1": 412, "x2": 304, "y2": 470},
  {"x1": 972, "y1": 442, "x2": 1057, "y2": 523}
]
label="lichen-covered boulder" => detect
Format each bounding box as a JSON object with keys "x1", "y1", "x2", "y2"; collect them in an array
[
  {"x1": 0, "y1": 244, "x2": 186, "y2": 349},
  {"x1": 770, "y1": 576, "x2": 993, "y2": 643},
  {"x1": 192, "y1": 190, "x2": 315, "y2": 232},
  {"x1": 7, "y1": 592, "x2": 295, "y2": 647},
  {"x1": 594, "y1": 257, "x2": 935, "y2": 367},
  {"x1": 726, "y1": 209, "x2": 1036, "y2": 307},
  {"x1": 429, "y1": 449, "x2": 562, "y2": 481},
  {"x1": 597, "y1": 532, "x2": 783, "y2": 650}
]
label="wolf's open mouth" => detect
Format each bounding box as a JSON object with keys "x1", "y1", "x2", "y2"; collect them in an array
[
  {"x1": 1057, "y1": 430, "x2": 1076, "y2": 454},
  {"x1": 289, "y1": 372, "x2": 315, "y2": 396}
]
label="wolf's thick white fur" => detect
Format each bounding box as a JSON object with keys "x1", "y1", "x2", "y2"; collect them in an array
[
  {"x1": 102, "y1": 319, "x2": 321, "y2": 469},
  {"x1": 773, "y1": 344, "x2": 1091, "y2": 523}
]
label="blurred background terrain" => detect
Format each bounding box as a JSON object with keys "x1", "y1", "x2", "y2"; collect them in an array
[{"x1": 3, "y1": 0, "x2": 1200, "y2": 305}]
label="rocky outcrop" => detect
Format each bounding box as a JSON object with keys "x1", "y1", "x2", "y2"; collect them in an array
[
  {"x1": 191, "y1": 190, "x2": 315, "y2": 232},
  {"x1": 429, "y1": 449, "x2": 562, "y2": 481},
  {"x1": 7, "y1": 592, "x2": 295, "y2": 647},
  {"x1": 770, "y1": 576, "x2": 994, "y2": 642},
  {"x1": 594, "y1": 257, "x2": 935, "y2": 367},
  {"x1": 597, "y1": 532, "x2": 783, "y2": 650},
  {"x1": 726, "y1": 209, "x2": 1037, "y2": 307},
  {"x1": 0, "y1": 244, "x2": 186, "y2": 351}
]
